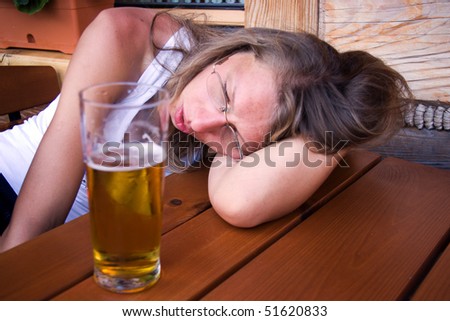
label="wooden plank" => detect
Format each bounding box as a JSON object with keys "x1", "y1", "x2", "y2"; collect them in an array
[
  {"x1": 0, "y1": 65, "x2": 60, "y2": 114},
  {"x1": 0, "y1": 48, "x2": 70, "y2": 85},
  {"x1": 0, "y1": 168, "x2": 211, "y2": 300},
  {"x1": 53, "y1": 150, "x2": 381, "y2": 300},
  {"x1": 202, "y1": 157, "x2": 450, "y2": 300},
  {"x1": 297, "y1": 149, "x2": 381, "y2": 215},
  {"x1": 160, "y1": 167, "x2": 211, "y2": 233},
  {"x1": 319, "y1": 0, "x2": 450, "y2": 101},
  {"x1": 371, "y1": 127, "x2": 450, "y2": 170},
  {"x1": 412, "y1": 242, "x2": 450, "y2": 300},
  {"x1": 53, "y1": 208, "x2": 300, "y2": 300},
  {"x1": 0, "y1": 215, "x2": 92, "y2": 301},
  {"x1": 156, "y1": 8, "x2": 245, "y2": 26},
  {"x1": 245, "y1": 0, "x2": 319, "y2": 34}
]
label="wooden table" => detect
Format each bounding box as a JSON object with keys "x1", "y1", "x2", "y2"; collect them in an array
[{"x1": 0, "y1": 150, "x2": 449, "y2": 301}]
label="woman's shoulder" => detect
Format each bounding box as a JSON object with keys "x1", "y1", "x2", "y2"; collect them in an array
[
  {"x1": 86, "y1": 8, "x2": 153, "y2": 41},
  {"x1": 91, "y1": 7, "x2": 181, "y2": 49},
  {"x1": 95, "y1": 7, "x2": 159, "y2": 24}
]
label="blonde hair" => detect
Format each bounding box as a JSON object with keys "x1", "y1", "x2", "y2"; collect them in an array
[{"x1": 153, "y1": 13, "x2": 413, "y2": 171}]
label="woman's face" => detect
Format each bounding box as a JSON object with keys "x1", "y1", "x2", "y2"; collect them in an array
[{"x1": 169, "y1": 52, "x2": 278, "y2": 158}]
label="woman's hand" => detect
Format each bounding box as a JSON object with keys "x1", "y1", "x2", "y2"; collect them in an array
[{"x1": 208, "y1": 136, "x2": 346, "y2": 227}]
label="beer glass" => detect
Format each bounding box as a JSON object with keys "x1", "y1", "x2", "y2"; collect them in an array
[{"x1": 80, "y1": 82, "x2": 169, "y2": 293}]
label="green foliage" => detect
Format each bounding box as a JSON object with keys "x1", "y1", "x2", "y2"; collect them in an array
[{"x1": 13, "y1": 0, "x2": 50, "y2": 15}]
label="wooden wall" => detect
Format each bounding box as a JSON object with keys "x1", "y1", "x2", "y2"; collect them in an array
[
  {"x1": 245, "y1": 0, "x2": 319, "y2": 34},
  {"x1": 5, "y1": 0, "x2": 448, "y2": 103},
  {"x1": 246, "y1": 0, "x2": 450, "y2": 103},
  {"x1": 245, "y1": 0, "x2": 449, "y2": 169},
  {"x1": 320, "y1": 0, "x2": 450, "y2": 102}
]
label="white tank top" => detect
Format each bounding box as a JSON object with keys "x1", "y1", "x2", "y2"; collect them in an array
[{"x1": 0, "y1": 27, "x2": 191, "y2": 222}]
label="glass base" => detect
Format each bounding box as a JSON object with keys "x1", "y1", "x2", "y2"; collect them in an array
[{"x1": 93, "y1": 262, "x2": 161, "y2": 294}]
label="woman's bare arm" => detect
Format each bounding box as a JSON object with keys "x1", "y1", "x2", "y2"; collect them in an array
[
  {"x1": 0, "y1": 8, "x2": 179, "y2": 252},
  {"x1": 208, "y1": 136, "x2": 345, "y2": 227}
]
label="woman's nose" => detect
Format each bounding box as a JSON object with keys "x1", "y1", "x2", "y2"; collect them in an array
[{"x1": 190, "y1": 109, "x2": 226, "y2": 133}]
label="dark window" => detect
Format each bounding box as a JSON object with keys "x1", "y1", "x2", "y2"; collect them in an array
[{"x1": 114, "y1": 0, "x2": 245, "y2": 10}]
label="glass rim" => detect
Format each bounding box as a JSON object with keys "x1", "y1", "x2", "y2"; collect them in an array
[{"x1": 79, "y1": 81, "x2": 170, "y2": 109}]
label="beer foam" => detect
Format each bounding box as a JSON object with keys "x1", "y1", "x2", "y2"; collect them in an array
[{"x1": 87, "y1": 143, "x2": 166, "y2": 171}]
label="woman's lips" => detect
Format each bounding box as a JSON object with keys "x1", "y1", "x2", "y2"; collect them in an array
[{"x1": 174, "y1": 106, "x2": 190, "y2": 134}]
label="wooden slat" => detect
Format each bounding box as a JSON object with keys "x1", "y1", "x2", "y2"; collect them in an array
[
  {"x1": 319, "y1": 0, "x2": 450, "y2": 102},
  {"x1": 158, "y1": 8, "x2": 245, "y2": 26},
  {"x1": 53, "y1": 150, "x2": 380, "y2": 300},
  {"x1": 371, "y1": 127, "x2": 450, "y2": 170},
  {"x1": 245, "y1": 0, "x2": 319, "y2": 34},
  {"x1": 296, "y1": 149, "x2": 380, "y2": 216},
  {"x1": 0, "y1": 168, "x2": 211, "y2": 300},
  {"x1": 0, "y1": 48, "x2": 70, "y2": 83},
  {"x1": 412, "y1": 242, "x2": 450, "y2": 300},
  {"x1": 53, "y1": 208, "x2": 299, "y2": 300},
  {"x1": 0, "y1": 65, "x2": 60, "y2": 114},
  {"x1": 0, "y1": 215, "x2": 92, "y2": 301},
  {"x1": 202, "y1": 157, "x2": 450, "y2": 300},
  {"x1": 160, "y1": 167, "x2": 211, "y2": 233}
]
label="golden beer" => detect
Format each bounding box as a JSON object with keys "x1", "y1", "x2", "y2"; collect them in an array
[
  {"x1": 86, "y1": 161, "x2": 164, "y2": 293},
  {"x1": 80, "y1": 82, "x2": 169, "y2": 293}
]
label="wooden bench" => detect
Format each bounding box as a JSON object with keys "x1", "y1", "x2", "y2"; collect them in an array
[
  {"x1": 372, "y1": 101, "x2": 450, "y2": 170},
  {"x1": 0, "y1": 65, "x2": 60, "y2": 131}
]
